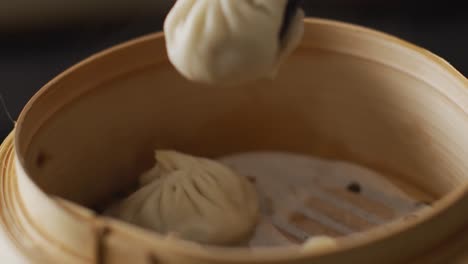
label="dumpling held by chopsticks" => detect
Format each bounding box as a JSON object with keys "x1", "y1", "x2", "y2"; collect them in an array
[{"x1": 164, "y1": 0, "x2": 304, "y2": 85}]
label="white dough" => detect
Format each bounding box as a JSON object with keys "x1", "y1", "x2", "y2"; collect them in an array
[
  {"x1": 164, "y1": 0, "x2": 304, "y2": 85},
  {"x1": 106, "y1": 150, "x2": 259, "y2": 245},
  {"x1": 302, "y1": 236, "x2": 337, "y2": 252}
]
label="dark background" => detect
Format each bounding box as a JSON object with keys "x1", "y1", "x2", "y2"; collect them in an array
[{"x1": 0, "y1": 1, "x2": 467, "y2": 140}]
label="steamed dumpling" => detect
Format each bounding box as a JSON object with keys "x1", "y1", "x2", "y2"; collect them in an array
[
  {"x1": 106, "y1": 150, "x2": 259, "y2": 245},
  {"x1": 302, "y1": 236, "x2": 337, "y2": 252},
  {"x1": 164, "y1": 0, "x2": 304, "y2": 85}
]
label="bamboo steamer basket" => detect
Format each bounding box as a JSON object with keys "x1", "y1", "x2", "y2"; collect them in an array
[{"x1": 1, "y1": 18, "x2": 468, "y2": 264}]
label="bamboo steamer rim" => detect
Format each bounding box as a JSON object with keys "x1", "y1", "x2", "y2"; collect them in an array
[{"x1": 5, "y1": 17, "x2": 468, "y2": 263}]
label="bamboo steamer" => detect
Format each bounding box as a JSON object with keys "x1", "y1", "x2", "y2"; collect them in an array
[{"x1": 1, "y1": 18, "x2": 468, "y2": 264}]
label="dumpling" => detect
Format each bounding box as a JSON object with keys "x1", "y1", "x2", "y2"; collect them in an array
[
  {"x1": 301, "y1": 236, "x2": 337, "y2": 252},
  {"x1": 106, "y1": 150, "x2": 260, "y2": 245},
  {"x1": 164, "y1": 0, "x2": 305, "y2": 85}
]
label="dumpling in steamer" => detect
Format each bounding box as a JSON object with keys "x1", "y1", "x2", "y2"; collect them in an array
[
  {"x1": 302, "y1": 236, "x2": 337, "y2": 252},
  {"x1": 106, "y1": 150, "x2": 260, "y2": 245},
  {"x1": 164, "y1": 0, "x2": 305, "y2": 85}
]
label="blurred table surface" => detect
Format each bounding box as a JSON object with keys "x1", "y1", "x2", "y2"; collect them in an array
[{"x1": 0, "y1": 2, "x2": 467, "y2": 140}]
